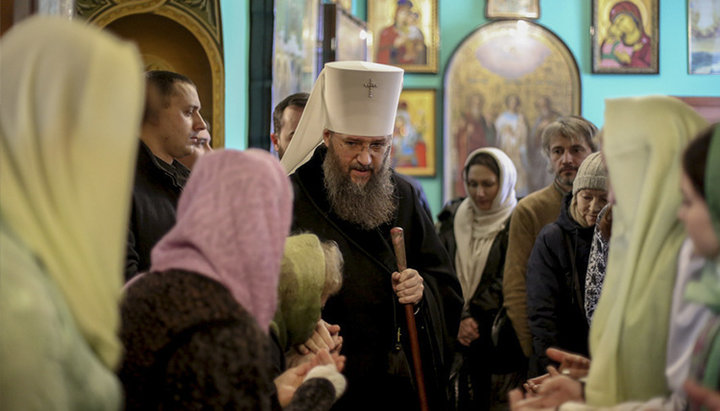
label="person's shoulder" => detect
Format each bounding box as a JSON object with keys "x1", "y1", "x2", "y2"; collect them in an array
[
  {"x1": 436, "y1": 197, "x2": 464, "y2": 226},
  {"x1": 517, "y1": 184, "x2": 561, "y2": 209},
  {"x1": 535, "y1": 220, "x2": 564, "y2": 247}
]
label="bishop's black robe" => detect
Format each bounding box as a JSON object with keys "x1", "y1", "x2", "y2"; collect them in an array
[{"x1": 290, "y1": 145, "x2": 462, "y2": 410}]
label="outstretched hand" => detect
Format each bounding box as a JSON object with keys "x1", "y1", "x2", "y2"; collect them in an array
[
  {"x1": 525, "y1": 348, "x2": 591, "y2": 392},
  {"x1": 275, "y1": 349, "x2": 346, "y2": 407},
  {"x1": 514, "y1": 374, "x2": 583, "y2": 410},
  {"x1": 547, "y1": 348, "x2": 590, "y2": 378},
  {"x1": 296, "y1": 319, "x2": 342, "y2": 355},
  {"x1": 685, "y1": 379, "x2": 720, "y2": 411}
]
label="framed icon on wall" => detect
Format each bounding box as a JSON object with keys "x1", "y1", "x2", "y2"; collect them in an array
[
  {"x1": 367, "y1": 0, "x2": 438, "y2": 73},
  {"x1": 592, "y1": 0, "x2": 659, "y2": 74}
]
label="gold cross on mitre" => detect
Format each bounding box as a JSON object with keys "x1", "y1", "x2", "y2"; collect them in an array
[{"x1": 363, "y1": 78, "x2": 377, "y2": 98}]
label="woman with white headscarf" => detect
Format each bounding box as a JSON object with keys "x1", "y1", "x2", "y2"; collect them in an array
[
  {"x1": 0, "y1": 17, "x2": 144, "y2": 409},
  {"x1": 437, "y1": 147, "x2": 520, "y2": 410}
]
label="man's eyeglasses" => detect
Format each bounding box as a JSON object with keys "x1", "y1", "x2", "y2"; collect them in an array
[{"x1": 331, "y1": 132, "x2": 390, "y2": 156}]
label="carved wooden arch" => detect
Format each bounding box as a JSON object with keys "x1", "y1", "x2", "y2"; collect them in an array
[{"x1": 77, "y1": 0, "x2": 225, "y2": 148}]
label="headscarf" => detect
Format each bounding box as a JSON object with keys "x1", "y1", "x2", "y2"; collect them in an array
[
  {"x1": 453, "y1": 147, "x2": 517, "y2": 305},
  {"x1": 685, "y1": 124, "x2": 720, "y2": 397},
  {"x1": 685, "y1": 124, "x2": 720, "y2": 312},
  {"x1": 586, "y1": 96, "x2": 708, "y2": 405},
  {"x1": 610, "y1": 1, "x2": 644, "y2": 25},
  {"x1": 584, "y1": 204, "x2": 612, "y2": 323},
  {"x1": 150, "y1": 149, "x2": 293, "y2": 331},
  {"x1": 0, "y1": 17, "x2": 144, "y2": 368},
  {"x1": 271, "y1": 233, "x2": 327, "y2": 350}
]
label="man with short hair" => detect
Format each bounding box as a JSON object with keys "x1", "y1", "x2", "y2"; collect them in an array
[
  {"x1": 502, "y1": 115, "x2": 597, "y2": 370},
  {"x1": 125, "y1": 70, "x2": 206, "y2": 281},
  {"x1": 271, "y1": 92, "x2": 309, "y2": 159},
  {"x1": 281, "y1": 61, "x2": 462, "y2": 410},
  {"x1": 178, "y1": 122, "x2": 213, "y2": 170}
]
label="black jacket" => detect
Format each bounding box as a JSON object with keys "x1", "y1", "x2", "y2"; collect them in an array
[
  {"x1": 120, "y1": 270, "x2": 338, "y2": 411},
  {"x1": 291, "y1": 145, "x2": 462, "y2": 411},
  {"x1": 125, "y1": 141, "x2": 189, "y2": 281},
  {"x1": 526, "y1": 193, "x2": 594, "y2": 374},
  {"x1": 436, "y1": 198, "x2": 510, "y2": 348}
]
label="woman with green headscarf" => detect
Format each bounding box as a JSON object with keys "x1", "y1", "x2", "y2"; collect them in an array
[
  {"x1": 270, "y1": 233, "x2": 344, "y2": 375},
  {"x1": 680, "y1": 123, "x2": 720, "y2": 410},
  {"x1": 586, "y1": 96, "x2": 708, "y2": 405}
]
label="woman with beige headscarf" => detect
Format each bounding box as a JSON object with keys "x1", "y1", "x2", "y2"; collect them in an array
[
  {"x1": 0, "y1": 17, "x2": 144, "y2": 409},
  {"x1": 436, "y1": 147, "x2": 520, "y2": 410}
]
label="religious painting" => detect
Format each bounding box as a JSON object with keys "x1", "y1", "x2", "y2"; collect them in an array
[
  {"x1": 320, "y1": 2, "x2": 368, "y2": 68},
  {"x1": 367, "y1": 0, "x2": 439, "y2": 73},
  {"x1": 592, "y1": 0, "x2": 659, "y2": 74},
  {"x1": 688, "y1": 0, "x2": 720, "y2": 74},
  {"x1": 392, "y1": 89, "x2": 436, "y2": 176},
  {"x1": 273, "y1": 0, "x2": 320, "y2": 116},
  {"x1": 486, "y1": 0, "x2": 540, "y2": 20},
  {"x1": 444, "y1": 20, "x2": 580, "y2": 202}
]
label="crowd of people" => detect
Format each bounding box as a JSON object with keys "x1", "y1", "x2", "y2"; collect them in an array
[{"x1": 1, "y1": 15, "x2": 718, "y2": 411}]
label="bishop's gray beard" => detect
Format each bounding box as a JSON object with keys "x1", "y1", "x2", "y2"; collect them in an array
[{"x1": 323, "y1": 144, "x2": 397, "y2": 230}]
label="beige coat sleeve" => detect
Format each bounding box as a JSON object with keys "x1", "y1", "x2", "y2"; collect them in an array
[{"x1": 502, "y1": 203, "x2": 535, "y2": 357}]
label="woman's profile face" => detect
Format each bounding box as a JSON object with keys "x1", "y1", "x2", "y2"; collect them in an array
[
  {"x1": 678, "y1": 172, "x2": 720, "y2": 258},
  {"x1": 576, "y1": 189, "x2": 609, "y2": 226},
  {"x1": 466, "y1": 164, "x2": 499, "y2": 211}
]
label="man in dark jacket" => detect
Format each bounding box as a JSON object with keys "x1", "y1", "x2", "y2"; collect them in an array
[
  {"x1": 125, "y1": 71, "x2": 207, "y2": 281},
  {"x1": 281, "y1": 61, "x2": 462, "y2": 410}
]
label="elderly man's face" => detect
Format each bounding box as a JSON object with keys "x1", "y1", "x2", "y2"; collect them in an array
[{"x1": 322, "y1": 130, "x2": 391, "y2": 186}]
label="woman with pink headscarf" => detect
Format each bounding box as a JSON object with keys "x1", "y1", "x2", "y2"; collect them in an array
[{"x1": 119, "y1": 150, "x2": 346, "y2": 410}]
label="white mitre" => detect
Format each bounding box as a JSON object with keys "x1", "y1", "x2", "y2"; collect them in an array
[{"x1": 280, "y1": 61, "x2": 404, "y2": 174}]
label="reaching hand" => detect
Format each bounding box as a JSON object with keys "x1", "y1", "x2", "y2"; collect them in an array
[
  {"x1": 274, "y1": 349, "x2": 346, "y2": 407},
  {"x1": 516, "y1": 374, "x2": 583, "y2": 410},
  {"x1": 685, "y1": 379, "x2": 720, "y2": 411},
  {"x1": 274, "y1": 359, "x2": 315, "y2": 407},
  {"x1": 296, "y1": 319, "x2": 343, "y2": 355},
  {"x1": 546, "y1": 348, "x2": 590, "y2": 379},
  {"x1": 392, "y1": 268, "x2": 424, "y2": 305}
]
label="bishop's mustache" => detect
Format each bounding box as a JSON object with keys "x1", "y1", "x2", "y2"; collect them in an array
[{"x1": 351, "y1": 164, "x2": 373, "y2": 172}]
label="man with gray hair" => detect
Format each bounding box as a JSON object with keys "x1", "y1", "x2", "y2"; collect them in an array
[
  {"x1": 502, "y1": 115, "x2": 598, "y2": 375},
  {"x1": 282, "y1": 61, "x2": 461, "y2": 410}
]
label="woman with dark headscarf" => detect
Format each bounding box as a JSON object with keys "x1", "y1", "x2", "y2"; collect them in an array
[
  {"x1": 0, "y1": 17, "x2": 144, "y2": 410},
  {"x1": 120, "y1": 150, "x2": 345, "y2": 410}
]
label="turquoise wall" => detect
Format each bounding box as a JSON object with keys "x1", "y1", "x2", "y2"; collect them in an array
[
  {"x1": 221, "y1": 0, "x2": 249, "y2": 150},
  {"x1": 222, "y1": 0, "x2": 719, "y2": 218}
]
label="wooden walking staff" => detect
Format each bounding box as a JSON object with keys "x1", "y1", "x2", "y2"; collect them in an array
[{"x1": 390, "y1": 227, "x2": 429, "y2": 411}]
